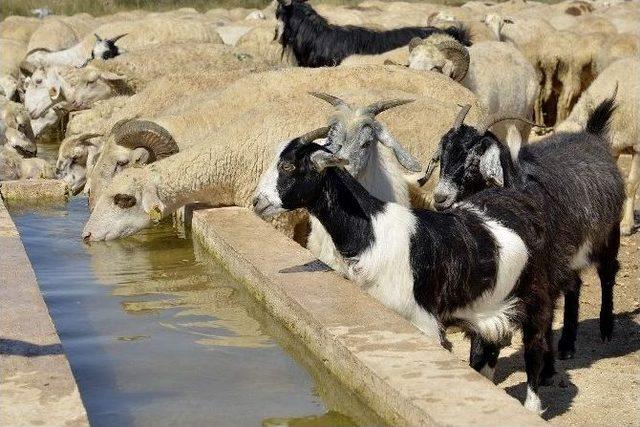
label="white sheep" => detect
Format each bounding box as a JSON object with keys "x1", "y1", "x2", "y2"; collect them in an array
[
  {"x1": 0, "y1": 100, "x2": 36, "y2": 157},
  {"x1": 556, "y1": 57, "x2": 640, "y2": 235},
  {"x1": 408, "y1": 35, "x2": 538, "y2": 156},
  {"x1": 86, "y1": 66, "x2": 484, "y2": 209},
  {"x1": 82, "y1": 87, "x2": 483, "y2": 242},
  {"x1": 22, "y1": 17, "x2": 224, "y2": 72},
  {"x1": 0, "y1": 38, "x2": 26, "y2": 100},
  {"x1": 0, "y1": 146, "x2": 54, "y2": 181}
]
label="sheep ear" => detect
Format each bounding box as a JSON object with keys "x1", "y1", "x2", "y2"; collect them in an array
[
  {"x1": 408, "y1": 37, "x2": 423, "y2": 52},
  {"x1": 100, "y1": 71, "x2": 126, "y2": 81},
  {"x1": 141, "y1": 184, "x2": 165, "y2": 223},
  {"x1": 310, "y1": 150, "x2": 349, "y2": 172},
  {"x1": 131, "y1": 147, "x2": 150, "y2": 165},
  {"x1": 479, "y1": 143, "x2": 504, "y2": 187},
  {"x1": 376, "y1": 125, "x2": 423, "y2": 172},
  {"x1": 442, "y1": 61, "x2": 455, "y2": 79},
  {"x1": 48, "y1": 85, "x2": 61, "y2": 100}
]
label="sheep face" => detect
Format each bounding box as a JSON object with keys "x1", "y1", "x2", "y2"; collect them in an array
[
  {"x1": 408, "y1": 42, "x2": 452, "y2": 77},
  {"x1": 82, "y1": 168, "x2": 163, "y2": 241},
  {"x1": 253, "y1": 138, "x2": 345, "y2": 219},
  {"x1": 64, "y1": 68, "x2": 126, "y2": 111},
  {"x1": 88, "y1": 141, "x2": 151, "y2": 209},
  {"x1": 432, "y1": 126, "x2": 504, "y2": 210},
  {"x1": 24, "y1": 69, "x2": 56, "y2": 119}
]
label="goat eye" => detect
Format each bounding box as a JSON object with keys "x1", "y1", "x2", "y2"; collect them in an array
[
  {"x1": 279, "y1": 162, "x2": 295, "y2": 172},
  {"x1": 113, "y1": 193, "x2": 136, "y2": 209}
]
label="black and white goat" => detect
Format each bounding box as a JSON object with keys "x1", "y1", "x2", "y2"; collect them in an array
[
  {"x1": 253, "y1": 129, "x2": 559, "y2": 413},
  {"x1": 274, "y1": 0, "x2": 472, "y2": 67},
  {"x1": 422, "y1": 99, "x2": 625, "y2": 360}
]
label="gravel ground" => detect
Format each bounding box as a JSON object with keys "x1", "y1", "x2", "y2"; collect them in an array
[{"x1": 447, "y1": 155, "x2": 640, "y2": 426}]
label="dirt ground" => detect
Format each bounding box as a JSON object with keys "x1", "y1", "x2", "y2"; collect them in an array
[{"x1": 448, "y1": 155, "x2": 640, "y2": 426}]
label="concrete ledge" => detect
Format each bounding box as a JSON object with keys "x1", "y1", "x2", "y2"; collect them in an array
[
  {"x1": 0, "y1": 200, "x2": 88, "y2": 427},
  {"x1": 193, "y1": 207, "x2": 546, "y2": 426},
  {"x1": 0, "y1": 179, "x2": 68, "y2": 202}
]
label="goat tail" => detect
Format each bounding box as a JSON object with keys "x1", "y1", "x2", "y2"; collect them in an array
[{"x1": 586, "y1": 85, "x2": 617, "y2": 139}]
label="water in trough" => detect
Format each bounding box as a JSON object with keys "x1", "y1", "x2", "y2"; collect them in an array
[{"x1": 9, "y1": 197, "x2": 382, "y2": 427}]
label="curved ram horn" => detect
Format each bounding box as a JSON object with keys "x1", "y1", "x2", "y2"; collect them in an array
[
  {"x1": 113, "y1": 120, "x2": 178, "y2": 162},
  {"x1": 309, "y1": 92, "x2": 348, "y2": 108},
  {"x1": 434, "y1": 38, "x2": 470, "y2": 82},
  {"x1": 299, "y1": 127, "x2": 330, "y2": 143},
  {"x1": 109, "y1": 33, "x2": 127, "y2": 43},
  {"x1": 477, "y1": 113, "x2": 540, "y2": 135},
  {"x1": 453, "y1": 104, "x2": 472, "y2": 130},
  {"x1": 360, "y1": 98, "x2": 415, "y2": 117},
  {"x1": 76, "y1": 132, "x2": 103, "y2": 143}
]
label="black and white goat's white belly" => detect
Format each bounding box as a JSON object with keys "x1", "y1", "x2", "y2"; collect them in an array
[
  {"x1": 346, "y1": 204, "x2": 443, "y2": 338},
  {"x1": 450, "y1": 212, "x2": 530, "y2": 343}
]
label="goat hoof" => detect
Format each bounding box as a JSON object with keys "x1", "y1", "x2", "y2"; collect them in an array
[{"x1": 600, "y1": 315, "x2": 614, "y2": 342}]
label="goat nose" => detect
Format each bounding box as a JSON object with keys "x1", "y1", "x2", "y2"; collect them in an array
[{"x1": 434, "y1": 193, "x2": 447, "y2": 204}]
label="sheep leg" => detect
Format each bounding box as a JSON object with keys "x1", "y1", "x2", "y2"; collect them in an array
[
  {"x1": 468, "y1": 333, "x2": 500, "y2": 382},
  {"x1": 557, "y1": 274, "x2": 582, "y2": 360},
  {"x1": 621, "y1": 153, "x2": 639, "y2": 236},
  {"x1": 596, "y1": 226, "x2": 620, "y2": 342}
]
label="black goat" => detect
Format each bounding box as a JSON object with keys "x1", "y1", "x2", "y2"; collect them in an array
[
  {"x1": 275, "y1": 0, "x2": 472, "y2": 67},
  {"x1": 253, "y1": 130, "x2": 558, "y2": 412},
  {"x1": 425, "y1": 98, "x2": 625, "y2": 361}
]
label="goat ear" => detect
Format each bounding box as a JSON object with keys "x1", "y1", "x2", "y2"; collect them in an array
[
  {"x1": 479, "y1": 143, "x2": 504, "y2": 187},
  {"x1": 141, "y1": 184, "x2": 165, "y2": 223},
  {"x1": 376, "y1": 125, "x2": 423, "y2": 172},
  {"x1": 310, "y1": 150, "x2": 349, "y2": 172}
]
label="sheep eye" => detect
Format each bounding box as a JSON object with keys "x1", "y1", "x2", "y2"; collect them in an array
[
  {"x1": 279, "y1": 162, "x2": 295, "y2": 172},
  {"x1": 113, "y1": 193, "x2": 136, "y2": 209}
]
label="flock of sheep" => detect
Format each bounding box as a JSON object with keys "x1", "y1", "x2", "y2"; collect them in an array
[{"x1": 1, "y1": 0, "x2": 639, "y2": 417}]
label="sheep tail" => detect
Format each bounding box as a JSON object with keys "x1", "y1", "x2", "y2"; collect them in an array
[{"x1": 586, "y1": 85, "x2": 617, "y2": 139}]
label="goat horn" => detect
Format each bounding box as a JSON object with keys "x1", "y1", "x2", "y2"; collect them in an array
[
  {"x1": 309, "y1": 92, "x2": 348, "y2": 108},
  {"x1": 453, "y1": 104, "x2": 472, "y2": 130},
  {"x1": 361, "y1": 98, "x2": 415, "y2": 117},
  {"x1": 109, "y1": 33, "x2": 127, "y2": 43},
  {"x1": 113, "y1": 120, "x2": 178, "y2": 163},
  {"x1": 434, "y1": 38, "x2": 469, "y2": 82},
  {"x1": 299, "y1": 127, "x2": 330, "y2": 143}
]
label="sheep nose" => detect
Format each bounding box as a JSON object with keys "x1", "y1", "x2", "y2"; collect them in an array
[
  {"x1": 82, "y1": 232, "x2": 91, "y2": 243},
  {"x1": 251, "y1": 196, "x2": 259, "y2": 207},
  {"x1": 433, "y1": 193, "x2": 447, "y2": 204}
]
